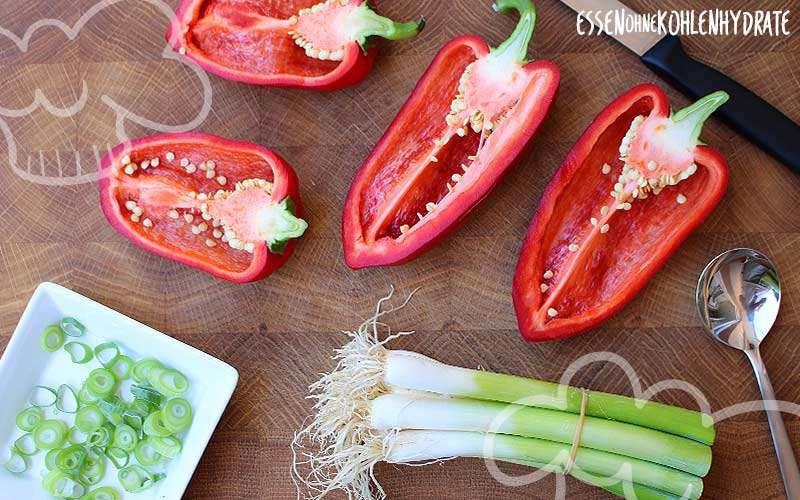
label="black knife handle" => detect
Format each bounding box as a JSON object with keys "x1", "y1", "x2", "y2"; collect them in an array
[{"x1": 641, "y1": 35, "x2": 800, "y2": 174}]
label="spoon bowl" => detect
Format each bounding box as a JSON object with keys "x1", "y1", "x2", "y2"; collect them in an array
[{"x1": 696, "y1": 248, "x2": 781, "y2": 350}]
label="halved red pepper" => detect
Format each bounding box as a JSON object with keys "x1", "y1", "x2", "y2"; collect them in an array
[
  {"x1": 168, "y1": 0, "x2": 423, "y2": 90},
  {"x1": 513, "y1": 84, "x2": 729, "y2": 341},
  {"x1": 99, "y1": 132, "x2": 308, "y2": 282},
  {"x1": 342, "y1": 0, "x2": 559, "y2": 268}
]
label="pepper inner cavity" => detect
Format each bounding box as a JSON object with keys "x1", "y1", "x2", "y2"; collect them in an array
[
  {"x1": 386, "y1": 61, "x2": 524, "y2": 238},
  {"x1": 190, "y1": 0, "x2": 349, "y2": 64},
  {"x1": 383, "y1": 131, "x2": 480, "y2": 238},
  {"x1": 118, "y1": 152, "x2": 273, "y2": 254},
  {"x1": 540, "y1": 108, "x2": 702, "y2": 320},
  {"x1": 541, "y1": 93, "x2": 729, "y2": 321},
  {"x1": 536, "y1": 106, "x2": 652, "y2": 319},
  {"x1": 586, "y1": 114, "x2": 698, "y2": 239}
]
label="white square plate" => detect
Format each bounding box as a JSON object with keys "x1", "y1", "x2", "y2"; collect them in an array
[{"x1": 0, "y1": 282, "x2": 238, "y2": 499}]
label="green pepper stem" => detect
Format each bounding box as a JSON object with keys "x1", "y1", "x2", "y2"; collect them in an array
[
  {"x1": 349, "y1": 3, "x2": 425, "y2": 51},
  {"x1": 670, "y1": 91, "x2": 729, "y2": 146},
  {"x1": 266, "y1": 197, "x2": 308, "y2": 255},
  {"x1": 489, "y1": 0, "x2": 537, "y2": 65}
]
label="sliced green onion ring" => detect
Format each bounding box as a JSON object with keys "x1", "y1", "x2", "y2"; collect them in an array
[
  {"x1": 13, "y1": 433, "x2": 38, "y2": 455},
  {"x1": 123, "y1": 414, "x2": 145, "y2": 439},
  {"x1": 128, "y1": 397, "x2": 158, "y2": 415},
  {"x1": 130, "y1": 384, "x2": 163, "y2": 406},
  {"x1": 45, "y1": 448, "x2": 60, "y2": 470},
  {"x1": 94, "y1": 342, "x2": 121, "y2": 368},
  {"x1": 143, "y1": 411, "x2": 172, "y2": 437},
  {"x1": 147, "y1": 435, "x2": 182, "y2": 459},
  {"x1": 41, "y1": 324, "x2": 65, "y2": 352},
  {"x1": 82, "y1": 449, "x2": 104, "y2": 484},
  {"x1": 148, "y1": 367, "x2": 189, "y2": 397},
  {"x1": 78, "y1": 383, "x2": 100, "y2": 405},
  {"x1": 75, "y1": 405, "x2": 106, "y2": 432},
  {"x1": 56, "y1": 384, "x2": 79, "y2": 413},
  {"x1": 98, "y1": 395, "x2": 125, "y2": 426},
  {"x1": 110, "y1": 355, "x2": 134, "y2": 380},
  {"x1": 64, "y1": 341, "x2": 93, "y2": 364},
  {"x1": 133, "y1": 439, "x2": 163, "y2": 466},
  {"x1": 105, "y1": 446, "x2": 130, "y2": 469},
  {"x1": 87, "y1": 424, "x2": 113, "y2": 448},
  {"x1": 29, "y1": 385, "x2": 58, "y2": 407},
  {"x1": 81, "y1": 455, "x2": 107, "y2": 486},
  {"x1": 88, "y1": 445, "x2": 105, "y2": 462},
  {"x1": 130, "y1": 358, "x2": 162, "y2": 384},
  {"x1": 86, "y1": 368, "x2": 116, "y2": 398},
  {"x1": 3, "y1": 449, "x2": 29, "y2": 473},
  {"x1": 162, "y1": 398, "x2": 194, "y2": 433},
  {"x1": 60, "y1": 317, "x2": 86, "y2": 337},
  {"x1": 56, "y1": 445, "x2": 88, "y2": 473},
  {"x1": 33, "y1": 419, "x2": 68, "y2": 449},
  {"x1": 98, "y1": 395, "x2": 125, "y2": 413},
  {"x1": 113, "y1": 424, "x2": 139, "y2": 452},
  {"x1": 118, "y1": 464, "x2": 163, "y2": 493},
  {"x1": 43, "y1": 469, "x2": 86, "y2": 499},
  {"x1": 43, "y1": 469, "x2": 63, "y2": 492},
  {"x1": 16, "y1": 406, "x2": 44, "y2": 431},
  {"x1": 85, "y1": 486, "x2": 120, "y2": 500},
  {"x1": 68, "y1": 426, "x2": 89, "y2": 445},
  {"x1": 124, "y1": 399, "x2": 153, "y2": 435}
]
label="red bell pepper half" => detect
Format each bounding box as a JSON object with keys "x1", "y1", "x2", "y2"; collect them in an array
[
  {"x1": 513, "y1": 84, "x2": 730, "y2": 341},
  {"x1": 99, "y1": 132, "x2": 308, "y2": 282},
  {"x1": 342, "y1": 0, "x2": 559, "y2": 268},
  {"x1": 168, "y1": 0, "x2": 423, "y2": 90}
]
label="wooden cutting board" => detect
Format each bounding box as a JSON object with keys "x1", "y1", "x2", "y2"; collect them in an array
[{"x1": 0, "y1": 0, "x2": 798, "y2": 498}]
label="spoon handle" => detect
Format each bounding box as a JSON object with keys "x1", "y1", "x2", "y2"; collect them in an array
[{"x1": 747, "y1": 348, "x2": 800, "y2": 498}]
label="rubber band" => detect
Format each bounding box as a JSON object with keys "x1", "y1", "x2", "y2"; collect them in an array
[{"x1": 563, "y1": 388, "x2": 589, "y2": 475}]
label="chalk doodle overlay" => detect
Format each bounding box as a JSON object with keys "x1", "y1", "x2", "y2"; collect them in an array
[
  {"x1": 0, "y1": 0, "x2": 212, "y2": 186},
  {"x1": 482, "y1": 350, "x2": 797, "y2": 499}
]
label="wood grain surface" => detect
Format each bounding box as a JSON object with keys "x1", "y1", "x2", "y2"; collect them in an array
[{"x1": 0, "y1": 0, "x2": 799, "y2": 498}]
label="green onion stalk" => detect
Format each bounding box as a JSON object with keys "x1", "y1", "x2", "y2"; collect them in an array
[{"x1": 292, "y1": 290, "x2": 714, "y2": 500}]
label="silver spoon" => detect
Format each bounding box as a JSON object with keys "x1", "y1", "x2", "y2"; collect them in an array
[{"x1": 696, "y1": 248, "x2": 800, "y2": 498}]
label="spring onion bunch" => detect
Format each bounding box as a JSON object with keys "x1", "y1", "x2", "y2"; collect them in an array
[
  {"x1": 292, "y1": 291, "x2": 715, "y2": 500},
  {"x1": 3, "y1": 317, "x2": 194, "y2": 499}
]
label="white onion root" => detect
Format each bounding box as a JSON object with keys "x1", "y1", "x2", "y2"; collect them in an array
[{"x1": 291, "y1": 288, "x2": 418, "y2": 500}]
